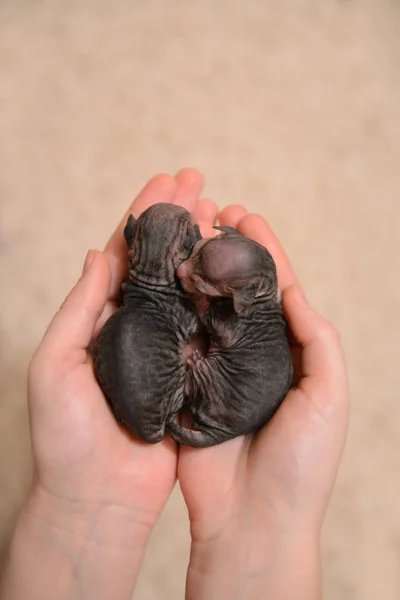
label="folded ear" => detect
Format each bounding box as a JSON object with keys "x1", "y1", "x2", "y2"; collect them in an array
[
  {"x1": 123, "y1": 214, "x2": 138, "y2": 247},
  {"x1": 182, "y1": 222, "x2": 202, "y2": 255},
  {"x1": 213, "y1": 225, "x2": 242, "y2": 236},
  {"x1": 233, "y1": 282, "x2": 257, "y2": 313}
]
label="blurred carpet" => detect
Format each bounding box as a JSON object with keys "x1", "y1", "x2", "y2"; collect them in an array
[{"x1": 0, "y1": 1, "x2": 399, "y2": 599}]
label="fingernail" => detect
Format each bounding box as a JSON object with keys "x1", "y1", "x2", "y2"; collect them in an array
[
  {"x1": 82, "y1": 250, "x2": 95, "y2": 275},
  {"x1": 296, "y1": 285, "x2": 309, "y2": 307}
]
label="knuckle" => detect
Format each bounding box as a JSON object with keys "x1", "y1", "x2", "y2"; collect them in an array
[
  {"x1": 28, "y1": 346, "x2": 61, "y2": 392},
  {"x1": 27, "y1": 349, "x2": 41, "y2": 383},
  {"x1": 27, "y1": 352, "x2": 46, "y2": 395},
  {"x1": 316, "y1": 319, "x2": 341, "y2": 344}
]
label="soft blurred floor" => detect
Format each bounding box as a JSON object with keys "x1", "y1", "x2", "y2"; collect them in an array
[{"x1": 1, "y1": 1, "x2": 399, "y2": 598}]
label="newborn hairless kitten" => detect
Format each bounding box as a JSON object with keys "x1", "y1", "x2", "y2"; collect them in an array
[
  {"x1": 93, "y1": 203, "x2": 203, "y2": 443},
  {"x1": 166, "y1": 226, "x2": 293, "y2": 447}
]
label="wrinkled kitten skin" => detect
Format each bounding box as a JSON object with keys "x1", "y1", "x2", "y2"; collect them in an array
[
  {"x1": 166, "y1": 226, "x2": 293, "y2": 447},
  {"x1": 93, "y1": 203, "x2": 203, "y2": 443}
]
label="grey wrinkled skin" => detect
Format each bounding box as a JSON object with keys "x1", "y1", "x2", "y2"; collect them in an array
[
  {"x1": 93, "y1": 203, "x2": 203, "y2": 443},
  {"x1": 166, "y1": 226, "x2": 293, "y2": 447}
]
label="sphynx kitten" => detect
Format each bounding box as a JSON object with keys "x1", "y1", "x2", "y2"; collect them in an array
[{"x1": 166, "y1": 226, "x2": 293, "y2": 447}]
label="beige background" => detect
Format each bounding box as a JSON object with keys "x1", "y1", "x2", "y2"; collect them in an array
[{"x1": 1, "y1": 1, "x2": 399, "y2": 598}]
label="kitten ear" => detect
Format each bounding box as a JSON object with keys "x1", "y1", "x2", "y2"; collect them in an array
[
  {"x1": 123, "y1": 214, "x2": 138, "y2": 247},
  {"x1": 213, "y1": 225, "x2": 242, "y2": 236},
  {"x1": 183, "y1": 222, "x2": 202, "y2": 254},
  {"x1": 233, "y1": 282, "x2": 257, "y2": 313}
]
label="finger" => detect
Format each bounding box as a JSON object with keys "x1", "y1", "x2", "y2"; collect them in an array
[
  {"x1": 282, "y1": 285, "x2": 348, "y2": 389},
  {"x1": 93, "y1": 299, "x2": 117, "y2": 338},
  {"x1": 237, "y1": 214, "x2": 299, "y2": 290},
  {"x1": 192, "y1": 198, "x2": 219, "y2": 224},
  {"x1": 198, "y1": 219, "x2": 217, "y2": 238},
  {"x1": 40, "y1": 251, "x2": 111, "y2": 361},
  {"x1": 218, "y1": 205, "x2": 247, "y2": 228},
  {"x1": 173, "y1": 168, "x2": 205, "y2": 211},
  {"x1": 104, "y1": 173, "x2": 178, "y2": 298},
  {"x1": 193, "y1": 199, "x2": 219, "y2": 238}
]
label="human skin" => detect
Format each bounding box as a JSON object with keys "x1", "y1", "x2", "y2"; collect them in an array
[
  {"x1": 0, "y1": 171, "x2": 349, "y2": 600},
  {"x1": 93, "y1": 203, "x2": 203, "y2": 444},
  {"x1": 0, "y1": 168, "x2": 214, "y2": 600},
  {"x1": 177, "y1": 205, "x2": 350, "y2": 600}
]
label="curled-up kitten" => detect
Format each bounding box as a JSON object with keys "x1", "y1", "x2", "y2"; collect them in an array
[
  {"x1": 166, "y1": 226, "x2": 293, "y2": 447},
  {"x1": 93, "y1": 203, "x2": 203, "y2": 443}
]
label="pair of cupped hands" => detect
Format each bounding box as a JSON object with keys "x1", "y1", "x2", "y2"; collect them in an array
[{"x1": 24, "y1": 169, "x2": 349, "y2": 599}]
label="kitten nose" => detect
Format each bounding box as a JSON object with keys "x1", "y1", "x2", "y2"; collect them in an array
[{"x1": 176, "y1": 260, "x2": 191, "y2": 279}]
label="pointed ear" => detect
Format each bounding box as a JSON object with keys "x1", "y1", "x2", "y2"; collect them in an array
[
  {"x1": 213, "y1": 225, "x2": 242, "y2": 236},
  {"x1": 123, "y1": 214, "x2": 138, "y2": 247},
  {"x1": 233, "y1": 282, "x2": 257, "y2": 313}
]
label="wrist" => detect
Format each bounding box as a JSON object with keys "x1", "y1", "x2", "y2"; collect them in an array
[
  {"x1": 0, "y1": 485, "x2": 152, "y2": 600},
  {"x1": 186, "y1": 520, "x2": 321, "y2": 600},
  {"x1": 23, "y1": 483, "x2": 153, "y2": 543}
]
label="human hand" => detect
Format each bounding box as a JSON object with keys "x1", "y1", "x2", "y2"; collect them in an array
[
  {"x1": 27, "y1": 169, "x2": 210, "y2": 523},
  {"x1": 177, "y1": 206, "x2": 350, "y2": 600},
  {"x1": 0, "y1": 169, "x2": 218, "y2": 600}
]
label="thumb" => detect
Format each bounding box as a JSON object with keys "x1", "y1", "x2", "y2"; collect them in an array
[
  {"x1": 279, "y1": 285, "x2": 349, "y2": 442},
  {"x1": 283, "y1": 285, "x2": 347, "y2": 388},
  {"x1": 257, "y1": 286, "x2": 350, "y2": 521},
  {"x1": 39, "y1": 250, "x2": 111, "y2": 361}
]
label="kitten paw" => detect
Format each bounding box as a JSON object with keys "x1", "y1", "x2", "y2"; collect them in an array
[{"x1": 186, "y1": 348, "x2": 203, "y2": 368}]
